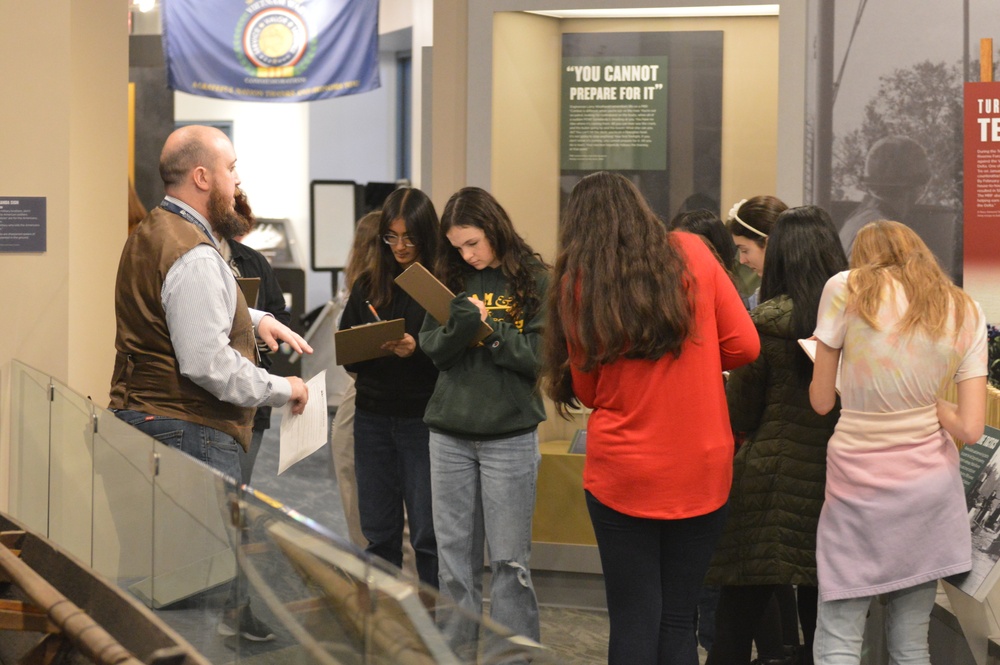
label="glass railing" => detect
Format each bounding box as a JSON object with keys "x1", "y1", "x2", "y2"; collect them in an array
[{"x1": 5, "y1": 359, "x2": 559, "y2": 664}]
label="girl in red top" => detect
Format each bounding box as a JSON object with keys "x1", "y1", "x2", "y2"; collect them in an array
[{"x1": 544, "y1": 172, "x2": 760, "y2": 665}]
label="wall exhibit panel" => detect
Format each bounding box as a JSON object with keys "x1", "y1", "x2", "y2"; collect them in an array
[{"x1": 488, "y1": 13, "x2": 779, "y2": 270}]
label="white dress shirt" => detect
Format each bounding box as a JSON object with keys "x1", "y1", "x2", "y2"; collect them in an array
[{"x1": 159, "y1": 196, "x2": 291, "y2": 408}]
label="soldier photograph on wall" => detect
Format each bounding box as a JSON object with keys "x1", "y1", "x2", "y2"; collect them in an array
[{"x1": 808, "y1": 1, "x2": 979, "y2": 285}]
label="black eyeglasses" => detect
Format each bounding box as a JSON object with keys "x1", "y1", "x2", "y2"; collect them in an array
[{"x1": 382, "y1": 234, "x2": 416, "y2": 248}]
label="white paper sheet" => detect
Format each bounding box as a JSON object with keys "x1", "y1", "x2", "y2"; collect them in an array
[
  {"x1": 798, "y1": 338, "x2": 842, "y2": 394},
  {"x1": 278, "y1": 370, "x2": 328, "y2": 475}
]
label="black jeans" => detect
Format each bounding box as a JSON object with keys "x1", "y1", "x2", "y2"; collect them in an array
[
  {"x1": 353, "y1": 407, "x2": 438, "y2": 588},
  {"x1": 707, "y1": 584, "x2": 818, "y2": 665},
  {"x1": 586, "y1": 491, "x2": 728, "y2": 665}
]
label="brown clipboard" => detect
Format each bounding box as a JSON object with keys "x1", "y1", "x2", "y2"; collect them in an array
[
  {"x1": 335, "y1": 318, "x2": 406, "y2": 365},
  {"x1": 236, "y1": 277, "x2": 261, "y2": 308},
  {"x1": 394, "y1": 262, "x2": 493, "y2": 344}
]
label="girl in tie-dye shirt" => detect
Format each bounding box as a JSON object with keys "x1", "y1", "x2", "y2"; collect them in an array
[{"x1": 809, "y1": 220, "x2": 987, "y2": 664}]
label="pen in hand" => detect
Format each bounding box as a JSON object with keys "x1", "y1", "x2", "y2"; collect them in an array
[{"x1": 366, "y1": 300, "x2": 382, "y2": 322}]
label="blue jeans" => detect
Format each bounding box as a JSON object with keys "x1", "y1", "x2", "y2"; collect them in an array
[
  {"x1": 238, "y1": 427, "x2": 265, "y2": 486},
  {"x1": 113, "y1": 409, "x2": 246, "y2": 608},
  {"x1": 586, "y1": 491, "x2": 728, "y2": 665},
  {"x1": 113, "y1": 409, "x2": 241, "y2": 481},
  {"x1": 429, "y1": 429, "x2": 541, "y2": 654},
  {"x1": 813, "y1": 581, "x2": 937, "y2": 665},
  {"x1": 354, "y1": 408, "x2": 438, "y2": 588}
]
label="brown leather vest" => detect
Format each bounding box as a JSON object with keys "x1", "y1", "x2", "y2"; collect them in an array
[{"x1": 108, "y1": 207, "x2": 256, "y2": 450}]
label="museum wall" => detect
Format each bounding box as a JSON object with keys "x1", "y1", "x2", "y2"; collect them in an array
[{"x1": 0, "y1": 0, "x2": 127, "y2": 510}]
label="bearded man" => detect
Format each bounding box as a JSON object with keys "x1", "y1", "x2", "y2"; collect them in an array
[{"x1": 108, "y1": 125, "x2": 309, "y2": 642}]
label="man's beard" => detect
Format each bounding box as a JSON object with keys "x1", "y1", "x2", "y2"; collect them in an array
[
  {"x1": 207, "y1": 185, "x2": 253, "y2": 240},
  {"x1": 234, "y1": 188, "x2": 256, "y2": 231}
]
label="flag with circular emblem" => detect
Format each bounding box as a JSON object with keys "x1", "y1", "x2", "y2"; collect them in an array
[{"x1": 162, "y1": 0, "x2": 380, "y2": 102}]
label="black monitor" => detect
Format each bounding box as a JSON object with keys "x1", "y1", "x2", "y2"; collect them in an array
[{"x1": 363, "y1": 181, "x2": 400, "y2": 215}]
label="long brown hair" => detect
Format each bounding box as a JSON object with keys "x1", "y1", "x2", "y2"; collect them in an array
[
  {"x1": 344, "y1": 211, "x2": 381, "y2": 290},
  {"x1": 437, "y1": 187, "x2": 548, "y2": 322},
  {"x1": 543, "y1": 172, "x2": 693, "y2": 414},
  {"x1": 848, "y1": 220, "x2": 973, "y2": 340}
]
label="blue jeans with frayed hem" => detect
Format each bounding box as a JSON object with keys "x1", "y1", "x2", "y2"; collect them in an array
[{"x1": 429, "y1": 429, "x2": 541, "y2": 658}]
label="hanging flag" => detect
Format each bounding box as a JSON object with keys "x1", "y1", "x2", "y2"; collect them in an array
[{"x1": 162, "y1": 0, "x2": 380, "y2": 103}]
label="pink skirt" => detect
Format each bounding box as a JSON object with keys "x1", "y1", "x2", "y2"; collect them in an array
[{"x1": 816, "y1": 405, "x2": 971, "y2": 601}]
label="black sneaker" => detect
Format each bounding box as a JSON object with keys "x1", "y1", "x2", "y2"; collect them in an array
[{"x1": 217, "y1": 605, "x2": 276, "y2": 642}]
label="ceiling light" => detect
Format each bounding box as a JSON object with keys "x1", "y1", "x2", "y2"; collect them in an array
[
  {"x1": 525, "y1": 5, "x2": 779, "y2": 19},
  {"x1": 137, "y1": 0, "x2": 156, "y2": 13}
]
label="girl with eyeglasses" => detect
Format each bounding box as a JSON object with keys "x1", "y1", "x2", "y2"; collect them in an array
[{"x1": 337, "y1": 186, "x2": 441, "y2": 590}]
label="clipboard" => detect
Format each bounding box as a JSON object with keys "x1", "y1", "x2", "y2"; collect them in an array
[
  {"x1": 335, "y1": 318, "x2": 406, "y2": 365},
  {"x1": 394, "y1": 262, "x2": 493, "y2": 344},
  {"x1": 236, "y1": 277, "x2": 261, "y2": 308}
]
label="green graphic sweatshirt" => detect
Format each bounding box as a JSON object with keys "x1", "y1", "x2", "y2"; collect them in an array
[{"x1": 419, "y1": 262, "x2": 549, "y2": 439}]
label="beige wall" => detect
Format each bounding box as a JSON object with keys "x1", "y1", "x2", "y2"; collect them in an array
[
  {"x1": 488, "y1": 13, "x2": 780, "y2": 266},
  {"x1": 427, "y1": 0, "x2": 469, "y2": 212},
  {"x1": 0, "y1": 0, "x2": 126, "y2": 509},
  {"x1": 491, "y1": 13, "x2": 563, "y2": 262}
]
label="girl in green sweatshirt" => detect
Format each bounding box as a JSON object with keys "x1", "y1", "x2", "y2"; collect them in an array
[{"x1": 419, "y1": 187, "x2": 550, "y2": 657}]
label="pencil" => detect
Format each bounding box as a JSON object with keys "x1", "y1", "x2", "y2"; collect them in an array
[{"x1": 365, "y1": 300, "x2": 382, "y2": 322}]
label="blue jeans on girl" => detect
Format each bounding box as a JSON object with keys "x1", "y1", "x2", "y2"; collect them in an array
[{"x1": 429, "y1": 429, "x2": 541, "y2": 657}]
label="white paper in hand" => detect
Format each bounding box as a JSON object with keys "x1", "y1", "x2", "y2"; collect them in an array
[
  {"x1": 797, "y1": 338, "x2": 842, "y2": 394},
  {"x1": 278, "y1": 370, "x2": 328, "y2": 475}
]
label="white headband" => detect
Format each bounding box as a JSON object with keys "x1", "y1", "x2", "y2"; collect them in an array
[{"x1": 728, "y1": 199, "x2": 768, "y2": 238}]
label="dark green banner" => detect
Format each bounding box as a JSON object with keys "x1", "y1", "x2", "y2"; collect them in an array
[{"x1": 561, "y1": 56, "x2": 669, "y2": 171}]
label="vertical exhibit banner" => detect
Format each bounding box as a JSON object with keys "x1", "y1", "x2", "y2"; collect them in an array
[
  {"x1": 561, "y1": 56, "x2": 669, "y2": 171},
  {"x1": 162, "y1": 0, "x2": 380, "y2": 103},
  {"x1": 963, "y1": 82, "x2": 1000, "y2": 321}
]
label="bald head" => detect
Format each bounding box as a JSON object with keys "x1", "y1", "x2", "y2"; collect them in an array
[
  {"x1": 158, "y1": 125, "x2": 242, "y2": 237},
  {"x1": 159, "y1": 125, "x2": 233, "y2": 192}
]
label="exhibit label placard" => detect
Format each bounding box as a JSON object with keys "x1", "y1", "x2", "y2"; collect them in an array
[
  {"x1": 0, "y1": 197, "x2": 45, "y2": 252},
  {"x1": 963, "y1": 82, "x2": 1000, "y2": 320},
  {"x1": 561, "y1": 56, "x2": 669, "y2": 171},
  {"x1": 964, "y1": 82, "x2": 1000, "y2": 253}
]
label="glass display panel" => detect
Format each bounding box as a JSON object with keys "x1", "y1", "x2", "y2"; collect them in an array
[
  {"x1": 47, "y1": 379, "x2": 94, "y2": 564},
  {"x1": 5, "y1": 360, "x2": 567, "y2": 662},
  {"x1": 134, "y1": 443, "x2": 235, "y2": 610},
  {"x1": 92, "y1": 408, "x2": 155, "y2": 592},
  {"x1": 235, "y1": 488, "x2": 561, "y2": 664},
  {"x1": 8, "y1": 361, "x2": 51, "y2": 533}
]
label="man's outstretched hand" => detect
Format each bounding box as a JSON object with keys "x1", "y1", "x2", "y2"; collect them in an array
[{"x1": 258, "y1": 316, "x2": 313, "y2": 355}]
